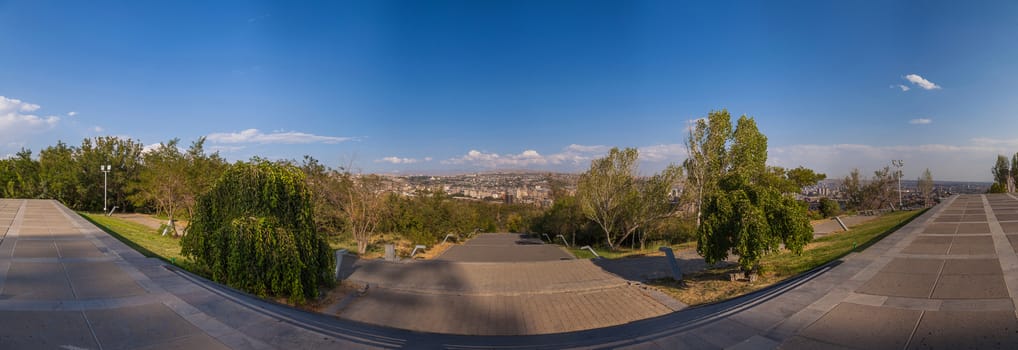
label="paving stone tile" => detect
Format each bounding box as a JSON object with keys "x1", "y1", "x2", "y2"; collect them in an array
[
  {"x1": 922, "y1": 223, "x2": 957, "y2": 234},
  {"x1": 1000, "y1": 222, "x2": 1018, "y2": 233},
  {"x1": 856, "y1": 271, "x2": 938, "y2": 298},
  {"x1": 0, "y1": 310, "x2": 97, "y2": 350},
  {"x1": 796, "y1": 303, "x2": 920, "y2": 350},
  {"x1": 879, "y1": 258, "x2": 943, "y2": 274},
  {"x1": 931, "y1": 275, "x2": 1010, "y2": 299},
  {"x1": 11, "y1": 240, "x2": 57, "y2": 258},
  {"x1": 1, "y1": 262, "x2": 74, "y2": 299},
  {"x1": 780, "y1": 336, "x2": 855, "y2": 350},
  {"x1": 948, "y1": 236, "x2": 996, "y2": 255},
  {"x1": 908, "y1": 310, "x2": 1018, "y2": 350},
  {"x1": 56, "y1": 239, "x2": 105, "y2": 258},
  {"x1": 957, "y1": 222, "x2": 991, "y2": 234},
  {"x1": 134, "y1": 333, "x2": 231, "y2": 350},
  {"x1": 65, "y1": 261, "x2": 146, "y2": 298},
  {"x1": 996, "y1": 214, "x2": 1018, "y2": 221},
  {"x1": 941, "y1": 259, "x2": 1002, "y2": 275}
]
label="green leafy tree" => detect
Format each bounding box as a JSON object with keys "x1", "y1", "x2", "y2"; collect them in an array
[
  {"x1": 535, "y1": 194, "x2": 587, "y2": 246},
  {"x1": 694, "y1": 115, "x2": 812, "y2": 272},
  {"x1": 2, "y1": 149, "x2": 40, "y2": 198},
  {"x1": 624, "y1": 165, "x2": 682, "y2": 250},
  {"x1": 684, "y1": 110, "x2": 733, "y2": 226},
  {"x1": 39, "y1": 142, "x2": 79, "y2": 205},
  {"x1": 181, "y1": 160, "x2": 333, "y2": 303},
  {"x1": 1011, "y1": 153, "x2": 1018, "y2": 193},
  {"x1": 577, "y1": 147, "x2": 638, "y2": 250},
  {"x1": 786, "y1": 166, "x2": 827, "y2": 191},
  {"x1": 992, "y1": 155, "x2": 1010, "y2": 193},
  {"x1": 76, "y1": 137, "x2": 144, "y2": 211},
  {"x1": 819, "y1": 197, "x2": 840, "y2": 218},
  {"x1": 842, "y1": 168, "x2": 863, "y2": 209},
  {"x1": 131, "y1": 139, "x2": 188, "y2": 235},
  {"x1": 917, "y1": 168, "x2": 934, "y2": 207}
]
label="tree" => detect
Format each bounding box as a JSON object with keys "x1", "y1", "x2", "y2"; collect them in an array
[
  {"x1": 339, "y1": 173, "x2": 387, "y2": 254},
  {"x1": 695, "y1": 115, "x2": 813, "y2": 272},
  {"x1": 862, "y1": 166, "x2": 897, "y2": 210},
  {"x1": 786, "y1": 166, "x2": 827, "y2": 190},
  {"x1": 39, "y1": 142, "x2": 79, "y2": 206},
  {"x1": 819, "y1": 198, "x2": 840, "y2": 218},
  {"x1": 842, "y1": 168, "x2": 863, "y2": 210},
  {"x1": 535, "y1": 194, "x2": 586, "y2": 247},
  {"x1": 2, "y1": 149, "x2": 40, "y2": 198},
  {"x1": 623, "y1": 165, "x2": 682, "y2": 250},
  {"x1": 131, "y1": 139, "x2": 188, "y2": 235},
  {"x1": 76, "y1": 137, "x2": 144, "y2": 211},
  {"x1": 684, "y1": 110, "x2": 733, "y2": 226},
  {"x1": 181, "y1": 160, "x2": 334, "y2": 303},
  {"x1": 1011, "y1": 153, "x2": 1018, "y2": 193},
  {"x1": 917, "y1": 168, "x2": 934, "y2": 207},
  {"x1": 993, "y1": 155, "x2": 1010, "y2": 193},
  {"x1": 577, "y1": 147, "x2": 638, "y2": 251}
]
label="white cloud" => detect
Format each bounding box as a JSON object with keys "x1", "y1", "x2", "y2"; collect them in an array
[
  {"x1": 442, "y1": 143, "x2": 682, "y2": 169},
  {"x1": 0, "y1": 96, "x2": 60, "y2": 139},
  {"x1": 206, "y1": 128, "x2": 353, "y2": 144},
  {"x1": 376, "y1": 156, "x2": 430, "y2": 164},
  {"x1": 971, "y1": 137, "x2": 1018, "y2": 148},
  {"x1": 208, "y1": 145, "x2": 245, "y2": 153},
  {"x1": 91, "y1": 126, "x2": 104, "y2": 132},
  {"x1": 909, "y1": 118, "x2": 932, "y2": 125},
  {"x1": 638, "y1": 144, "x2": 687, "y2": 162},
  {"x1": 904, "y1": 74, "x2": 941, "y2": 90},
  {"x1": 892, "y1": 84, "x2": 910, "y2": 92},
  {"x1": 67, "y1": 111, "x2": 78, "y2": 117}
]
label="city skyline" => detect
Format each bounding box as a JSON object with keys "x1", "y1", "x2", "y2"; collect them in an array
[{"x1": 3, "y1": 1, "x2": 1017, "y2": 181}]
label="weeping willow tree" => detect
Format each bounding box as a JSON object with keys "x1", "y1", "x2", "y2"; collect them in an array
[{"x1": 181, "y1": 160, "x2": 334, "y2": 303}]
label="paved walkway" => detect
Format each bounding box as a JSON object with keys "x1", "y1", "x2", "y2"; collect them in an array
[
  {"x1": 336, "y1": 233, "x2": 681, "y2": 335},
  {"x1": 3, "y1": 196, "x2": 1017, "y2": 349}
]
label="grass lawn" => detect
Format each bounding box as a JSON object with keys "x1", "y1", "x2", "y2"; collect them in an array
[
  {"x1": 78, "y1": 212, "x2": 197, "y2": 270},
  {"x1": 649, "y1": 209, "x2": 925, "y2": 306}
]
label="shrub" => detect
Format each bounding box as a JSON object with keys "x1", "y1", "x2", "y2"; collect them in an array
[{"x1": 181, "y1": 160, "x2": 333, "y2": 303}]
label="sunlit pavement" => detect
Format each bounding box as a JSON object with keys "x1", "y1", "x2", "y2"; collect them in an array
[{"x1": 1, "y1": 195, "x2": 1017, "y2": 349}]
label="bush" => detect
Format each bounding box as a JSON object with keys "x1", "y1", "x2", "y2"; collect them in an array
[
  {"x1": 181, "y1": 161, "x2": 333, "y2": 304},
  {"x1": 819, "y1": 197, "x2": 841, "y2": 218}
]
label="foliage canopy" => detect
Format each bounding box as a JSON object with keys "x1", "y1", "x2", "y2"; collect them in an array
[{"x1": 181, "y1": 160, "x2": 333, "y2": 303}]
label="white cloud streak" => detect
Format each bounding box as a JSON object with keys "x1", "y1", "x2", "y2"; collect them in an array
[
  {"x1": 442, "y1": 143, "x2": 684, "y2": 169},
  {"x1": 909, "y1": 118, "x2": 932, "y2": 125},
  {"x1": 376, "y1": 156, "x2": 431, "y2": 164},
  {"x1": 206, "y1": 128, "x2": 353, "y2": 144},
  {"x1": 904, "y1": 74, "x2": 941, "y2": 90},
  {"x1": 67, "y1": 111, "x2": 78, "y2": 117},
  {"x1": 892, "y1": 84, "x2": 910, "y2": 91}
]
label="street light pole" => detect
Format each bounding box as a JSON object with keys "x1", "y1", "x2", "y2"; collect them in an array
[{"x1": 101, "y1": 164, "x2": 111, "y2": 212}]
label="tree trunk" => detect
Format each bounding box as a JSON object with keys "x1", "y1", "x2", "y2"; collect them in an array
[{"x1": 357, "y1": 239, "x2": 368, "y2": 255}]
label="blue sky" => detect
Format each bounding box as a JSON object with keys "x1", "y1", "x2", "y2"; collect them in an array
[{"x1": 2, "y1": 1, "x2": 1017, "y2": 181}]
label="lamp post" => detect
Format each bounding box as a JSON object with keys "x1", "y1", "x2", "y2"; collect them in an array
[
  {"x1": 892, "y1": 160, "x2": 904, "y2": 210},
  {"x1": 101, "y1": 164, "x2": 111, "y2": 212}
]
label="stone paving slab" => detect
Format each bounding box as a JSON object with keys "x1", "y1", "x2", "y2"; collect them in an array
[
  {"x1": 1, "y1": 262, "x2": 75, "y2": 299},
  {"x1": 0, "y1": 310, "x2": 98, "y2": 349},
  {"x1": 87, "y1": 303, "x2": 228, "y2": 350},
  {"x1": 908, "y1": 310, "x2": 1018, "y2": 349},
  {"x1": 792, "y1": 303, "x2": 920, "y2": 350}
]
